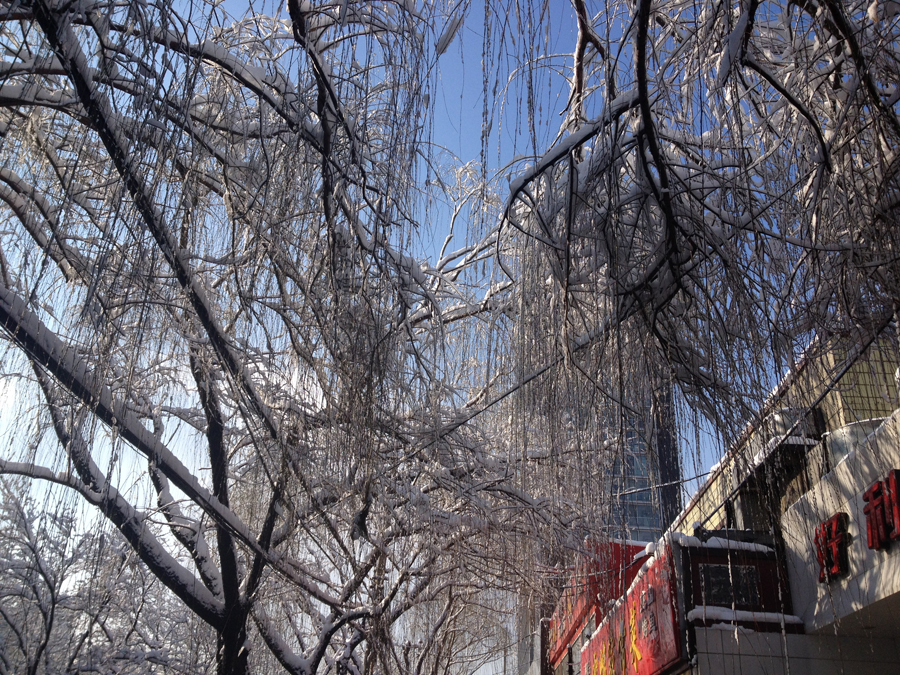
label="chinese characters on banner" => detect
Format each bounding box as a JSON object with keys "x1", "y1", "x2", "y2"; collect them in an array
[
  {"x1": 863, "y1": 469, "x2": 900, "y2": 550},
  {"x1": 581, "y1": 547, "x2": 682, "y2": 675},
  {"x1": 814, "y1": 512, "x2": 850, "y2": 583},
  {"x1": 548, "y1": 540, "x2": 647, "y2": 668}
]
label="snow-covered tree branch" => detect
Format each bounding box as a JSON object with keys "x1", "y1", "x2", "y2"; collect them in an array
[{"x1": 0, "y1": 0, "x2": 896, "y2": 673}]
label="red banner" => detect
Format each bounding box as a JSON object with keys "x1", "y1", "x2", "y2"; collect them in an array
[
  {"x1": 549, "y1": 540, "x2": 648, "y2": 667},
  {"x1": 580, "y1": 545, "x2": 682, "y2": 675}
]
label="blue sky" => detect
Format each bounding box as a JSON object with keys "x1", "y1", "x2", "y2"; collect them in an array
[{"x1": 430, "y1": 0, "x2": 579, "y2": 168}]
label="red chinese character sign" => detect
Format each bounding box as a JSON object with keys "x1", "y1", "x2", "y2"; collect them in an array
[
  {"x1": 863, "y1": 469, "x2": 900, "y2": 550},
  {"x1": 814, "y1": 512, "x2": 849, "y2": 583},
  {"x1": 581, "y1": 545, "x2": 682, "y2": 675}
]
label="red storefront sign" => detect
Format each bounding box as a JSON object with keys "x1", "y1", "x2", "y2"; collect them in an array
[
  {"x1": 812, "y1": 469, "x2": 900, "y2": 583},
  {"x1": 580, "y1": 545, "x2": 682, "y2": 675},
  {"x1": 863, "y1": 468, "x2": 900, "y2": 550},
  {"x1": 814, "y1": 512, "x2": 850, "y2": 583},
  {"x1": 548, "y1": 540, "x2": 647, "y2": 667}
]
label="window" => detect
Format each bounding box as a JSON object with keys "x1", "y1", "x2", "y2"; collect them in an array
[{"x1": 699, "y1": 564, "x2": 760, "y2": 608}]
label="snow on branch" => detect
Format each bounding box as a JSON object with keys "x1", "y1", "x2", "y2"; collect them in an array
[
  {"x1": 0, "y1": 280, "x2": 338, "y2": 608},
  {"x1": 505, "y1": 89, "x2": 641, "y2": 216},
  {"x1": 30, "y1": 0, "x2": 289, "y2": 448}
]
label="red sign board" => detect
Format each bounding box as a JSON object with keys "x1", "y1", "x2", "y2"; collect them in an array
[
  {"x1": 814, "y1": 512, "x2": 850, "y2": 583},
  {"x1": 863, "y1": 468, "x2": 900, "y2": 550},
  {"x1": 548, "y1": 540, "x2": 648, "y2": 667},
  {"x1": 580, "y1": 545, "x2": 682, "y2": 675}
]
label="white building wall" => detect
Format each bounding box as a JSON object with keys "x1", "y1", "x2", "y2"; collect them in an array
[
  {"x1": 692, "y1": 629, "x2": 900, "y2": 675},
  {"x1": 782, "y1": 410, "x2": 900, "y2": 636}
]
